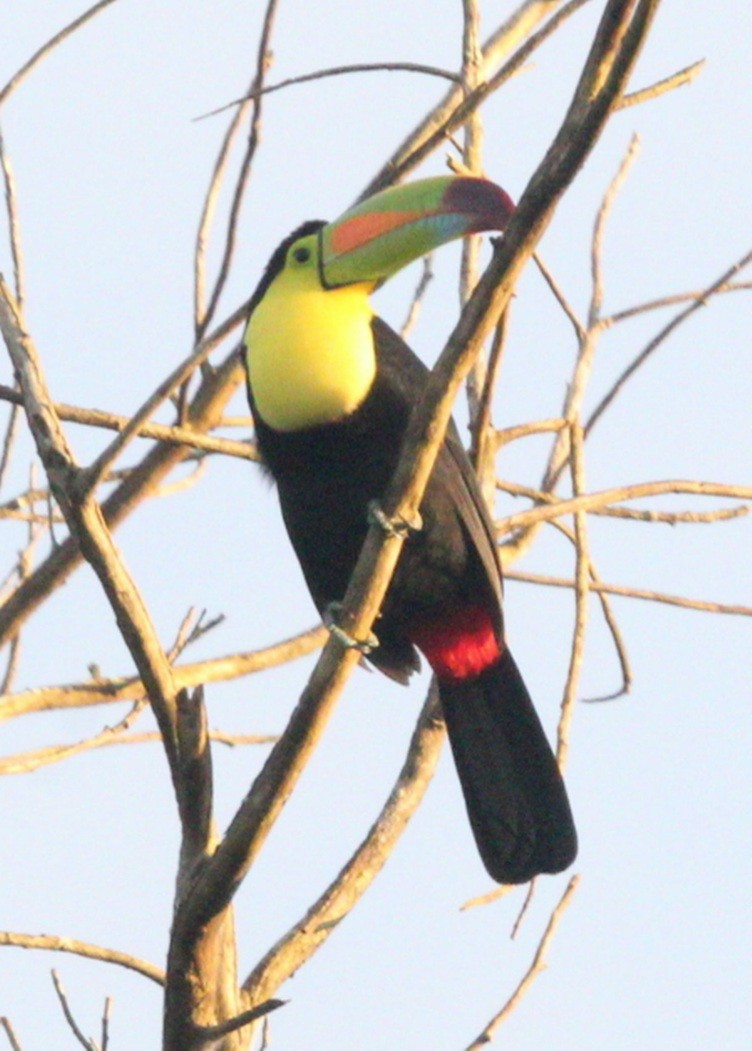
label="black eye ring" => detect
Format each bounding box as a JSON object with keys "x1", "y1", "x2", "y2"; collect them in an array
[{"x1": 292, "y1": 245, "x2": 311, "y2": 264}]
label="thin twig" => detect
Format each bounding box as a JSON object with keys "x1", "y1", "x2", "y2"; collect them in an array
[
  {"x1": 589, "y1": 134, "x2": 641, "y2": 326},
  {"x1": 464, "y1": 876, "x2": 580, "y2": 1049},
  {"x1": 500, "y1": 479, "x2": 752, "y2": 534},
  {"x1": 618, "y1": 58, "x2": 705, "y2": 109},
  {"x1": 569, "y1": 533, "x2": 631, "y2": 700},
  {"x1": 460, "y1": 0, "x2": 486, "y2": 426},
  {"x1": 557, "y1": 422, "x2": 588, "y2": 770},
  {"x1": 542, "y1": 514, "x2": 633, "y2": 701},
  {"x1": 100, "y1": 999, "x2": 112, "y2": 1051},
  {"x1": 0, "y1": 725, "x2": 276, "y2": 776},
  {"x1": 596, "y1": 503, "x2": 749, "y2": 525},
  {"x1": 0, "y1": 932, "x2": 163, "y2": 985},
  {"x1": 0, "y1": 385, "x2": 257, "y2": 460},
  {"x1": 0, "y1": 128, "x2": 24, "y2": 493},
  {"x1": 0, "y1": 624, "x2": 326, "y2": 722},
  {"x1": 603, "y1": 280, "x2": 751, "y2": 326},
  {"x1": 533, "y1": 251, "x2": 585, "y2": 340},
  {"x1": 192, "y1": 999, "x2": 286, "y2": 1042},
  {"x1": 0, "y1": 493, "x2": 41, "y2": 695},
  {"x1": 399, "y1": 256, "x2": 435, "y2": 340},
  {"x1": 0, "y1": 0, "x2": 122, "y2": 109},
  {"x1": 510, "y1": 879, "x2": 537, "y2": 939},
  {"x1": 472, "y1": 308, "x2": 511, "y2": 506},
  {"x1": 244, "y1": 687, "x2": 444, "y2": 1003},
  {"x1": 495, "y1": 417, "x2": 568, "y2": 449},
  {"x1": 497, "y1": 477, "x2": 751, "y2": 525},
  {"x1": 0, "y1": 1018, "x2": 23, "y2": 1051},
  {"x1": 196, "y1": 0, "x2": 280, "y2": 343},
  {"x1": 51, "y1": 970, "x2": 96, "y2": 1051},
  {"x1": 0, "y1": 128, "x2": 24, "y2": 307},
  {"x1": 194, "y1": 42, "x2": 269, "y2": 335},
  {"x1": 460, "y1": 883, "x2": 514, "y2": 911},
  {"x1": 199, "y1": 63, "x2": 462, "y2": 119},
  {"x1": 585, "y1": 247, "x2": 752, "y2": 438},
  {"x1": 507, "y1": 569, "x2": 752, "y2": 617}
]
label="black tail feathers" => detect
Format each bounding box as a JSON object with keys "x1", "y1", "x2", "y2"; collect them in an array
[{"x1": 439, "y1": 648, "x2": 577, "y2": 883}]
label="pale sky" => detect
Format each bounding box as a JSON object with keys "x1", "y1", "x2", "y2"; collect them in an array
[{"x1": 1, "y1": 2, "x2": 750, "y2": 1048}]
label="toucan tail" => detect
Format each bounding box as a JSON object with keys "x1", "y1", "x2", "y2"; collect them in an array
[{"x1": 438, "y1": 647, "x2": 577, "y2": 883}]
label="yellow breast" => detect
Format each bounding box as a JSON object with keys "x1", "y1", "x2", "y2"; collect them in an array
[{"x1": 245, "y1": 271, "x2": 376, "y2": 433}]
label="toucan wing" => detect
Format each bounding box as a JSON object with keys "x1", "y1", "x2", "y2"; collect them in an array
[{"x1": 372, "y1": 317, "x2": 504, "y2": 634}]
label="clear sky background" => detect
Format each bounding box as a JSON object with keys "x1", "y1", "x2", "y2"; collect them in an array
[{"x1": 1, "y1": 2, "x2": 751, "y2": 1048}]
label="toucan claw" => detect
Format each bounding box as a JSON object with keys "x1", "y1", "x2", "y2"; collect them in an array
[
  {"x1": 367, "y1": 500, "x2": 423, "y2": 539},
  {"x1": 324, "y1": 602, "x2": 379, "y2": 655}
]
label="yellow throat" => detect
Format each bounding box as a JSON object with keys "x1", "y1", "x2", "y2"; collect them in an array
[{"x1": 244, "y1": 247, "x2": 376, "y2": 433}]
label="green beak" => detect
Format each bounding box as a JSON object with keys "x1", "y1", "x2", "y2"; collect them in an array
[{"x1": 319, "y1": 175, "x2": 514, "y2": 289}]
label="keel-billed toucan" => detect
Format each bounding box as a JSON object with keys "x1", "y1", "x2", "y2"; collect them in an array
[{"x1": 243, "y1": 176, "x2": 577, "y2": 883}]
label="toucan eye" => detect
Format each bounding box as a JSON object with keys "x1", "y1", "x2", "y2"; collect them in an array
[{"x1": 292, "y1": 245, "x2": 311, "y2": 265}]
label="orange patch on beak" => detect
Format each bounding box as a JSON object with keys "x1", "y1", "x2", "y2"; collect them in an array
[{"x1": 329, "y1": 210, "x2": 425, "y2": 254}]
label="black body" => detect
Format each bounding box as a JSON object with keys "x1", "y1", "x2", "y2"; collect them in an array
[{"x1": 246, "y1": 228, "x2": 577, "y2": 881}]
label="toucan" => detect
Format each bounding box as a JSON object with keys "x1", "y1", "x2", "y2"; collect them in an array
[{"x1": 243, "y1": 175, "x2": 577, "y2": 883}]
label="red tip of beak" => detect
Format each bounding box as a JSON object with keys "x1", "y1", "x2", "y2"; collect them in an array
[{"x1": 442, "y1": 177, "x2": 515, "y2": 232}]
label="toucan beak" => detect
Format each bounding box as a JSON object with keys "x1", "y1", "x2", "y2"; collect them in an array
[{"x1": 319, "y1": 175, "x2": 515, "y2": 290}]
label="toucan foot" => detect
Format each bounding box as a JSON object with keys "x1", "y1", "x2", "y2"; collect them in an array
[
  {"x1": 324, "y1": 602, "x2": 379, "y2": 655},
  {"x1": 367, "y1": 500, "x2": 423, "y2": 539}
]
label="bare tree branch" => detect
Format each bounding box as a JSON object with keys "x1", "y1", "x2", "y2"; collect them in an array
[
  {"x1": 589, "y1": 133, "x2": 641, "y2": 326},
  {"x1": 0, "y1": 624, "x2": 326, "y2": 722},
  {"x1": 362, "y1": 0, "x2": 594, "y2": 197},
  {"x1": 100, "y1": 999, "x2": 112, "y2": 1051},
  {"x1": 0, "y1": 385, "x2": 257, "y2": 461},
  {"x1": 507, "y1": 569, "x2": 752, "y2": 618},
  {"x1": 501, "y1": 479, "x2": 752, "y2": 533},
  {"x1": 585, "y1": 247, "x2": 752, "y2": 437},
  {"x1": 0, "y1": 1017, "x2": 24, "y2": 1051},
  {"x1": 0, "y1": 1, "x2": 122, "y2": 110},
  {"x1": 0, "y1": 277, "x2": 184, "y2": 777},
  {"x1": 0, "y1": 932, "x2": 163, "y2": 984},
  {"x1": 0, "y1": 322, "x2": 246, "y2": 649},
  {"x1": 557, "y1": 423, "x2": 588, "y2": 769},
  {"x1": 162, "y1": 9, "x2": 661, "y2": 1037},
  {"x1": 195, "y1": 0, "x2": 281, "y2": 344},
  {"x1": 200, "y1": 62, "x2": 463, "y2": 120},
  {"x1": 464, "y1": 875, "x2": 580, "y2": 1048},
  {"x1": 618, "y1": 58, "x2": 705, "y2": 109},
  {"x1": 244, "y1": 686, "x2": 444, "y2": 1003},
  {"x1": 51, "y1": 970, "x2": 98, "y2": 1051},
  {"x1": 0, "y1": 129, "x2": 24, "y2": 307},
  {"x1": 192, "y1": 1000, "x2": 286, "y2": 1044}
]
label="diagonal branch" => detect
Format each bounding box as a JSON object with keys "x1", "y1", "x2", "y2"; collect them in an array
[
  {"x1": 199, "y1": 62, "x2": 463, "y2": 120},
  {"x1": 243, "y1": 685, "x2": 444, "y2": 1004},
  {"x1": 0, "y1": 1, "x2": 122, "y2": 110},
  {"x1": 0, "y1": 624, "x2": 326, "y2": 722},
  {"x1": 168, "y1": 0, "x2": 661, "y2": 999},
  {"x1": 501, "y1": 479, "x2": 752, "y2": 533},
  {"x1": 362, "y1": 0, "x2": 594, "y2": 198},
  {"x1": 0, "y1": 932, "x2": 163, "y2": 985},
  {"x1": 585, "y1": 246, "x2": 752, "y2": 437},
  {"x1": 0, "y1": 385, "x2": 257, "y2": 461},
  {"x1": 196, "y1": 0, "x2": 281, "y2": 343},
  {"x1": 464, "y1": 875, "x2": 580, "y2": 1048},
  {"x1": 0, "y1": 321, "x2": 246, "y2": 650},
  {"x1": 0, "y1": 278, "x2": 182, "y2": 777}
]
